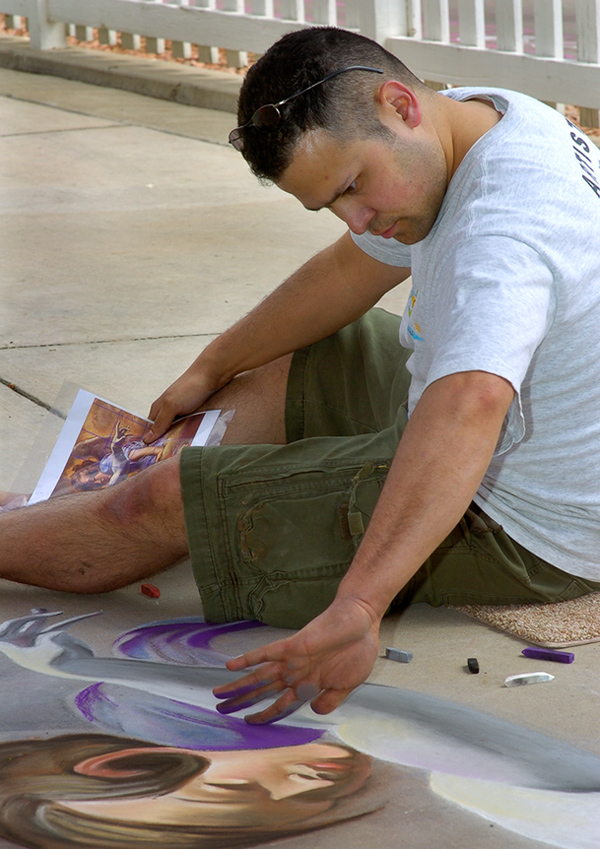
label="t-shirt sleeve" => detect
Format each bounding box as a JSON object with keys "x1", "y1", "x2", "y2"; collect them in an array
[
  {"x1": 351, "y1": 230, "x2": 412, "y2": 267},
  {"x1": 424, "y1": 237, "x2": 556, "y2": 453}
]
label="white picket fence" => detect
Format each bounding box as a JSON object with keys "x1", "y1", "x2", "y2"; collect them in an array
[{"x1": 2, "y1": 1, "x2": 599, "y2": 123}]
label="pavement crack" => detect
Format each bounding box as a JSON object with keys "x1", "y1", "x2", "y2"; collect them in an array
[
  {"x1": 0, "y1": 377, "x2": 64, "y2": 418},
  {"x1": 0, "y1": 332, "x2": 214, "y2": 351},
  {"x1": 0, "y1": 93, "x2": 231, "y2": 145},
  {"x1": 0, "y1": 123, "x2": 125, "y2": 138}
]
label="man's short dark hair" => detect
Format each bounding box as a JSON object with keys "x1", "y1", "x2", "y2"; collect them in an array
[{"x1": 236, "y1": 27, "x2": 428, "y2": 182}]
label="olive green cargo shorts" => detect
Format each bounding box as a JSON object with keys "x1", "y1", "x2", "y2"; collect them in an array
[{"x1": 181, "y1": 309, "x2": 599, "y2": 628}]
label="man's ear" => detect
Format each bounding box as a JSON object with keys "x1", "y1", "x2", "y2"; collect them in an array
[{"x1": 377, "y1": 80, "x2": 422, "y2": 129}]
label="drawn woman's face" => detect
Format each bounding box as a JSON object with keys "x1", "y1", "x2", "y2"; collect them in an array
[
  {"x1": 60, "y1": 743, "x2": 370, "y2": 829},
  {"x1": 70, "y1": 465, "x2": 110, "y2": 489}
]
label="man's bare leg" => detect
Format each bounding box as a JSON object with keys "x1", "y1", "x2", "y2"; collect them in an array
[
  {"x1": 0, "y1": 456, "x2": 187, "y2": 592},
  {"x1": 0, "y1": 355, "x2": 293, "y2": 593},
  {"x1": 202, "y1": 354, "x2": 292, "y2": 445}
]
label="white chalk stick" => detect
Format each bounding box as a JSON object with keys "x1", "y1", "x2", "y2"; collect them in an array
[{"x1": 504, "y1": 671, "x2": 555, "y2": 688}]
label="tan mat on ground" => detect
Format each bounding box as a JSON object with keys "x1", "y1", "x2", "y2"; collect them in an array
[{"x1": 451, "y1": 592, "x2": 600, "y2": 647}]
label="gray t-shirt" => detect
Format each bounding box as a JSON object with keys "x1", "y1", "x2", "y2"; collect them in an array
[{"x1": 352, "y1": 88, "x2": 600, "y2": 579}]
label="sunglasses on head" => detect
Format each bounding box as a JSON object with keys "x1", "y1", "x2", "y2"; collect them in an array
[{"x1": 228, "y1": 65, "x2": 384, "y2": 151}]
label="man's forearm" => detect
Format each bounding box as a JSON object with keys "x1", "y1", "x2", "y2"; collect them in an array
[
  {"x1": 336, "y1": 370, "x2": 515, "y2": 618},
  {"x1": 191, "y1": 232, "x2": 409, "y2": 392},
  {"x1": 209, "y1": 373, "x2": 516, "y2": 725},
  {"x1": 148, "y1": 233, "x2": 408, "y2": 438}
]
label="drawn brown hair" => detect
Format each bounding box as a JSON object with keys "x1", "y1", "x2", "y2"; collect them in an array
[{"x1": 0, "y1": 734, "x2": 383, "y2": 849}]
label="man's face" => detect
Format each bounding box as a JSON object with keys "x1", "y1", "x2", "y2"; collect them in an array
[{"x1": 277, "y1": 119, "x2": 449, "y2": 245}]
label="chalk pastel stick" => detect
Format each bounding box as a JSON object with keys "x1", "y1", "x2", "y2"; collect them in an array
[
  {"x1": 521, "y1": 647, "x2": 574, "y2": 664},
  {"x1": 504, "y1": 672, "x2": 555, "y2": 687},
  {"x1": 385, "y1": 647, "x2": 413, "y2": 663}
]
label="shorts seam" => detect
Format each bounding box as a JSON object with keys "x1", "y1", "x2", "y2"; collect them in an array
[
  {"x1": 218, "y1": 461, "x2": 391, "y2": 492},
  {"x1": 301, "y1": 399, "x2": 380, "y2": 434},
  {"x1": 440, "y1": 592, "x2": 548, "y2": 606}
]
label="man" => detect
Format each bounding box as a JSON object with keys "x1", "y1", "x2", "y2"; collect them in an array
[{"x1": 3, "y1": 27, "x2": 600, "y2": 724}]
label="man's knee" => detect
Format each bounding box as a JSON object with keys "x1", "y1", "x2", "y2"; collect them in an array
[
  {"x1": 100, "y1": 455, "x2": 186, "y2": 543},
  {"x1": 203, "y1": 354, "x2": 292, "y2": 445}
]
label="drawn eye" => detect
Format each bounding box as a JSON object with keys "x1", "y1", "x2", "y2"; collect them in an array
[
  {"x1": 290, "y1": 765, "x2": 322, "y2": 781},
  {"x1": 206, "y1": 781, "x2": 254, "y2": 791},
  {"x1": 290, "y1": 771, "x2": 324, "y2": 783}
]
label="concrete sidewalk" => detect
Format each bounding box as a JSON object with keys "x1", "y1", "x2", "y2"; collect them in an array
[
  {"x1": 0, "y1": 59, "x2": 355, "y2": 489},
  {"x1": 0, "y1": 53, "x2": 599, "y2": 849},
  {"x1": 0, "y1": 32, "x2": 242, "y2": 113},
  {"x1": 0, "y1": 51, "x2": 408, "y2": 489}
]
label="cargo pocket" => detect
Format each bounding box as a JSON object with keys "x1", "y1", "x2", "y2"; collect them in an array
[{"x1": 239, "y1": 462, "x2": 389, "y2": 628}]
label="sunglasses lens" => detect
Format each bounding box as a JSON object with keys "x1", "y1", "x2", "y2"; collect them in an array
[
  {"x1": 229, "y1": 68, "x2": 382, "y2": 150},
  {"x1": 253, "y1": 104, "x2": 281, "y2": 128},
  {"x1": 228, "y1": 103, "x2": 281, "y2": 150},
  {"x1": 228, "y1": 129, "x2": 244, "y2": 151}
]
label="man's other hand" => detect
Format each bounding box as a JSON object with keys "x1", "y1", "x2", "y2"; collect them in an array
[{"x1": 212, "y1": 597, "x2": 381, "y2": 724}]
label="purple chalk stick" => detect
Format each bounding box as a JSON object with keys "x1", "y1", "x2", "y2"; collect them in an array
[{"x1": 521, "y1": 647, "x2": 574, "y2": 664}]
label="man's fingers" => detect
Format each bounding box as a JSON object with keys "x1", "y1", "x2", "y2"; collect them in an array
[
  {"x1": 221, "y1": 682, "x2": 353, "y2": 724},
  {"x1": 224, "y1": 639, "x2": 292, "y2": 672},
  {"x1": 213, "y1": 664, "x2": 280, "y2": 699},
  {"x1": 214, "y1": 658, "x2": 323, "y2": 724},
  {"x1": 147, "y1": 398, "x2": 161, "y2": 424},
  {"x1": 295, "y1": 682, "x2": 321, "y2": 700},
  {"x1": 310, "y1": 687, "x2": 354, "y2": 715},
  {"x1": 243, "y1": 685, "x2": 318, "y2": 725},
  {"x1": 144, "y1": 407, "x2": 173, "y2": 443},
  {"x1": 244, "y1": 699, "x2": 306, "y2": 725},
  {"x1": 223, "y1": 654, "x2": 258, "y2": 673},
  {"x1": 214, "y1": 674, "x2": 284, "y2": 714},
  {"x1": 215, "y1": 686, "x2": 283, "y2": 715}
]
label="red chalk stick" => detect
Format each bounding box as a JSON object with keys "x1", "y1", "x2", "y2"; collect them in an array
[{"x1": 141, "y1": 583, "x2": 160, "y2": 598}]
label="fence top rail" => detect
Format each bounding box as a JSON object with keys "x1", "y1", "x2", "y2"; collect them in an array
[{"x1": 1, "y1": 0, "x2": 599, "y2": 114}]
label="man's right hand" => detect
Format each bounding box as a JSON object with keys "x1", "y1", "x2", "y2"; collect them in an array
[{"x1": 145, "y1": 364, "x2": 217, "y2": 442}]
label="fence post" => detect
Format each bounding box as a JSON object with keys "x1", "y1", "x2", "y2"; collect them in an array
[
  {"x1": 422, "y1": 0, "x2": 450, "y2": 42},
  {"x1": 280, "y1": 0, "x2": 303, "y2": 21},
  {"x1": 534, "y1": 0, "x2": 563, "y2": 58},
  {"x1": 407, "y1": 0, "x2": 422, "y2": 39},
  {"x1": 250, "y1": 0, "x2": 274, "y2": 14},
  {"x1": 343, "y1": 0, "x2": 361, "y2": 29},
  {"x1": 75, "y1": 25, "x2": 94, "y2": 42},
  {"x1": 121, "y1": 32, "x2": 142, "y2": 50},
  {"x1": 144, "y1": 0, "x2": 166, "y2": 55},
  {"x1": 5, "y1": 15, "x2": 23, "y2": 29},
  {"x1": 576, "y1": 0, "x2": 600, "y2": 63},
  {"x1": 359, "y1": 0, "x2": 409, "y2": 44},
  {"x1": 222, "y1": 0, "x2": 248, "y2": 68},
  {"x1": 312, "y1": 0, "x2": 337, "y2": 25},
  {"x1": 194, "y1": 0, "x2": 219, "y2": 64},
  {"x1": 458, "y1": 0, "x2": 485, "y2": 48},
  {"x1": 98, "y1": 27, "x2": 118, "y2": 47},
  {"x1": 576, "y1": 0, "x2": 600, "y2": 127},
  {"x1": 27, "y1": 0, "x2": 66, "y2": 49},
  {"x1": 496, "y1": 0, "x2": 523, "y2": 53},
  {"x1": 533, "y1": 0, "x2": 563, "y2": 110},
  {"x1": 170, "y1": 0, "x2": 192, "y2": 58}
]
